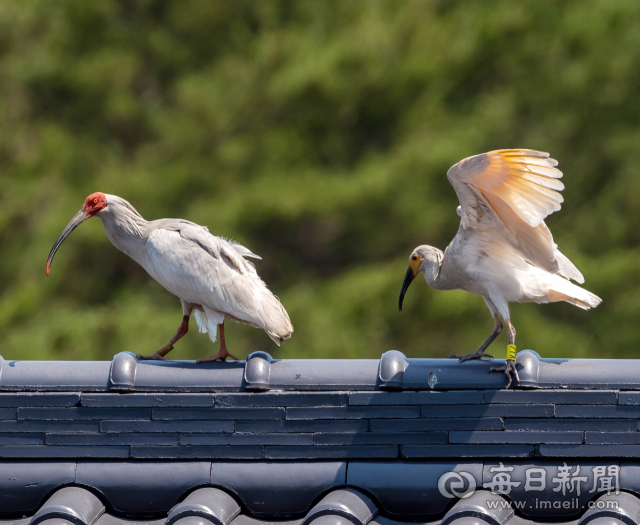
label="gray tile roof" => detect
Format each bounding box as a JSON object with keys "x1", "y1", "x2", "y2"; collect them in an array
[
  {"x1": 0, "y1": 349, "x2": 637, "y2": 392},
  {"x1": 6, "y1": 482, "x2": 640, "y2": 525},
  {"x1": 0, "y1": 349, "x2": 637, "y2": 522}
]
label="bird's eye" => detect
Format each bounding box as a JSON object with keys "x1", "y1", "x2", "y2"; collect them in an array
[
  {"x1": 411, "y1": 255, "x2": 417, "y2": 261},
  {"x1": 93, "y1": 199, "x2": 98, "y2": 204}
]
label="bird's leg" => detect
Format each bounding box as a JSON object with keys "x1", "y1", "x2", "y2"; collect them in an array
[
  {"x1": 136, "y1": 315, "x2": 189, "y2": 361},
  {"x1": 449, "y1": 314, "x2": 502, "y2": 362},
  {"x1": 489, "y1": 319, "x2": 520, "y2": 388},
  {"x1": 196, "y1": 322, "x2": 239, "y2": 363}
]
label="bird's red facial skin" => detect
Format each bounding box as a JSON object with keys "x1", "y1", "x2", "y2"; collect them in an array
[{"x1": 83, "y1": 192, "x2": 107, "y2": 218}]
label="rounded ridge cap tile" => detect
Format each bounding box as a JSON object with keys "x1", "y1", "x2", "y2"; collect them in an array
[
  {"x1": 30, "y1": 486, "x2": 105, "y2": 525},
  {"x1": 166, "y1": 487, "x2": 241, "y2": 525},
  {"x1": 302, "y1": 488, "x2": 378, "y2": 525}
]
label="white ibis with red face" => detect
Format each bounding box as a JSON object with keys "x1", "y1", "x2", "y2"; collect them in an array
[
  {"x1": 46, "y1": 192, "x2": 294, "y2": 362},
  {"x1": 398, "y1": 150, "x2": 601, "y2": 388}
]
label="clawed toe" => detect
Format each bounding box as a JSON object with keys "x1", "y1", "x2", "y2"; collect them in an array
[
  {"x1": 449, "y1": 351, "x2": 493, "y2": 362},
  {"x1": 136, "y1": 352, "x2": 170, "y2": 361},
  {"x1": 489, "y1": 360, "x2": 520, "y2": 389},
  {"x1": 196, "y1": 350, "x2": 239, "y2": 363},
  {"x1": 136, "y1": 342, "x2": 174, "y2": 361}
]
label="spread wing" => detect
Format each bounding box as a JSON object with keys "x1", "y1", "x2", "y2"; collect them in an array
[{"x1": 447, "y1": 149, "x2": 583, "y2": 282}]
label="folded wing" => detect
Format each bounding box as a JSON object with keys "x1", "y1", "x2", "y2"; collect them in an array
[
  {"x1": 447, "y1": 149, "x2": 583, "y2": 282},
  {"x1": 144, "y1": 222, "x2": 294, "y2": 344}
]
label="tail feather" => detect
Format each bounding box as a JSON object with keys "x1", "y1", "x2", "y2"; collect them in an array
[
  {"x1": 545, "y1": 276, "x2": 601, "y2": 310},
  {"x1": 193, "y1": 306, "x2": 225, "y2": 343},
  {"x1": 259, "y1": 292, "x2": 294, "y2": 345}
]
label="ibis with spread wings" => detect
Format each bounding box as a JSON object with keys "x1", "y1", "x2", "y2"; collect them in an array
[{"x1": 398, "y1": 150, "x2": 601, "y2": 387}]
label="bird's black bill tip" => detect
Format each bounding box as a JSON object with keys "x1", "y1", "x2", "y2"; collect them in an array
[
  {"x1": 398, "y1": 265, "x2": 416, "y2": 312},
  {"x1": 46, "y1": 209, "x2": 87, "y2": 275}
]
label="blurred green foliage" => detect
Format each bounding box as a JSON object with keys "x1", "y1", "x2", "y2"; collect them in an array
[{"x1": 1, "y1": 0, "x2": 639, "y2": 362}]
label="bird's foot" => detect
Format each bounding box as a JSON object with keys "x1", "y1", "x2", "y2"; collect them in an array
[
  {"x1": 136, "y1": 343, "x2": 173, "y2": 361},
  {"x1": 449, "y1": 350, "x2": 493, "y2": 362},
  {"x1": 489, "y1": 360, "x2": 520, "y2": 389},
  {"x1": 136, "y1": 351, "x2": 170, "y2": 361},
  {"x1": 196, "y1": 347, "x2": 239, "y2": 363}
]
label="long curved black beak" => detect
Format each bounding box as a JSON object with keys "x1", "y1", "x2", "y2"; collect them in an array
[
  {"x1": 398, "y1": 266, "x2": 416, "y2": 311},
  {"x1": 46, "y1": 209, "x2": 87, "y2": 275}
]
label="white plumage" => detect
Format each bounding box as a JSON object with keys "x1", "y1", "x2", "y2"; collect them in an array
[
  {"x1": 399, "y1": 149, "x2": 601, "y2": 387},
  {"x1": 141, "y1": 224, "x2": 291, "y2": 346},
  {"x1": 46, "y1": 193, "x2": 293, "y2": 362}
]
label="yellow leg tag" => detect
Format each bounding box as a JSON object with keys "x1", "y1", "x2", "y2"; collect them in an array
[{"x1": 507, "y1": 344, "x2": 516, "y2": 361}]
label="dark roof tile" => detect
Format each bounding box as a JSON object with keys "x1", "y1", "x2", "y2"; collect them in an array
[
  {"x1": 215, "y1": 393, "x2": 348, "y2": 408},
  {"x1": 76, "y1": 461, "x2": 211, "y2": 515},
  {"x1": 265, "y1": 445, "x2": 399, "y2": 459},
  {"x1": 130, "y1": 446, "x2": 264, "y2": 460},
  {"x1": 151, "y1": 408, "x2": 284, "y2": 421},
  {"x1": 100, "y1": 420, "x2": 233, "y2": 433},
  {"x1": 243, "y1": 352, "x2": 273, "y2": 391},
  {"x1": 555, "y1": 405, "x2": 640, "y2": 418},
  {"x1": 234, "y1": 420, "x2": 369, "y2": 433},
  {"x1": 313, "y1": 432, "x2": 447, "y2": 446},
  {"x1": 505, "y1": 419, "x2": 637, "y2": 432},
  {"x1": 18, "y1": 408, "x2": 150, "y2": 421},
  {"x1": 370, "y1": 418, "x2": 503, "y2": 432},
  {"x1": 441, "y1": 490, "x2": 513, "y2": 525},
  {"x1": 0, "y1": 432, "x2": 45, "y2": 445},
  {"x1": 130, "y1": 359, "x2": 245, "y2": 392},
  {"x1": 578, "y1": 492, "x2": 640, "y2": 525},
  {"x1": 267, "y1": 360, "x2": 379, "y2": 391},
  {"x1": 349, "y1": 391, "x2": 483, "y2": 406},
  {"x1": 181, "y1": 433, "x2": 313, "y2": 446},
  {"x1": 402, "y1": 359, "x2": 509, "y2": 390},
  {"x1": 0, "y1": 445, "x2": 129, "y2": 458},
  {"x1": 537, "y1": 444, "x2": 640, "y2": 457},
  {"x1": 305, "y1": 517, "x2": 353, "y2": 525},
  {"x1": 286, "y1": 406, "x2": 420, "y2": 420},
  {"x1": 0, "y1": 393, "x2": 80, "y2": 407},
  {"x1": 165, "y1": 488, "x2": 240, "y2": 525},
  {"x1": 450, "y1": 431, "x2": 583, "y2": 444},
  {"x1": 302, "y1": 489, "x2": 377, "y2": 525},
  {"x1": 0, "y1": 461, "x2": 75, "y2": 514},
  {"x1": 30, "y1": 487, "x2": 104, "y2": 525},
  {"x1": 81, "y1": 394, "x2": 214, "y2": 408},
  {"x1": 401, "y1": 444, "x2": 535, "y2": 459},
  {"x1": 0, "y1": 358, "x2": 111, "y2": 392},
  {"x1": 230, "y1": 518, "x2": 301, "y2": 525},
  {"x1": 347, "y1": 461, "x2": 483, "y2": 517},
  {"x1": 46, "y1": 433, "x2": 179, "y2": 446},
  {"x1": 420, "y1": 405, "x2": 554, "y2": 418},
  {"x1": 0, "y1": 420, "x2": 100, "y2": 433},
  {"x1": 485, "y1": 390, "x2": 617, "y2": 405},
  {"x1": 0, "y1": 408, "x2": 18, "y2": 419},
  {"x1": 586, "y1": 432, "x2": 640, "y2": 444},
  {"x1": 94, "y1": 517, "x2": 164, "y2": 525},
  {"x1": 619, "y1": 392, "x2": 640, "y2": 405},
  {"x1": 210, "y1": 461, "x2": 346, "y2": 517}
]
